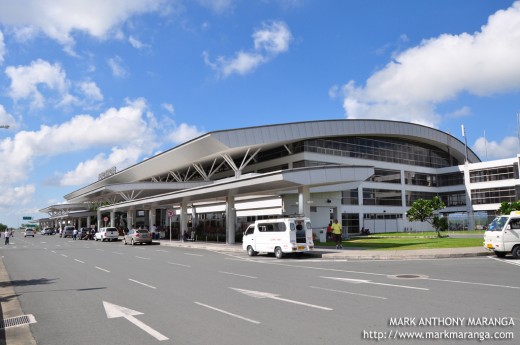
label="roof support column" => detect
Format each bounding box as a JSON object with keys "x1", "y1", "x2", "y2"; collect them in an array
[
  {"x1": 86, "y1": 215, "x2": 91, "y2": 228},
  {"x1": 149, "y1": 208, "x2": 156, "y2": 231},
  {"x1": 298, "y1": 185, "x2": 311, "y2": 217},
  {"x1": 110, "y1": 210, "x2": 115, "y2": 227},
  {"x1": 96, "y1": 209, "x2": 101, "y2": 230},
  {"x1": 226, "y1": 196, "x2": 236, "y2": 244},
  {"x1": 180, "y1": 201, "x2": 188, "y2": 241},
  {"x1": 127, "y1": 210, "x2": 134, "y2": 229}
]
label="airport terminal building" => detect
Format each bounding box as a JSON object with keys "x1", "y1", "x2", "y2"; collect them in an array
[{"x1": 39, "y1": 119, "x2": 520, "y2": 242}]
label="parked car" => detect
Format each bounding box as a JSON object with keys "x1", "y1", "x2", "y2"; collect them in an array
[
  {"x1": 95, "y1": 227, "x2": 119, "y2": 242},
  {"x1": 41, "y1": 227, "x2": 55, "y2": 235},
  {"x1": 24, "y1": 228, "x2": 35, "y2": 237},
  {"x1": 123, "y1": 229, "x2": 152, "y2": 245},
  {"x1": 61, "y1": 226, "x2": 75, "y2": 238}
]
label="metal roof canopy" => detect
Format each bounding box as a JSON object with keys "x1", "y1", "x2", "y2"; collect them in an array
[{"x1": 99, "y1": 165, "x2": 375, "y2": 212}]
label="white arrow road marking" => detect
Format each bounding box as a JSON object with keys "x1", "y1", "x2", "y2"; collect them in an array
[
  {"x1": 103, "y1": 301, "x2": 168, "y2": 341},
  {"x1": 321, "y1": 277, "x2": 429, "y2": 291},
  {"x1": 195, "y1": 302, "x2": 260, "y2": 324},
  {"x1": 231, "y1": 288, "x2": 333, "y2": 311}
]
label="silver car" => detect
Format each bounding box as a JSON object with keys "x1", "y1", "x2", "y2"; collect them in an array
[
  {"x1": 123, "y1": 229, "x2": 152, "y2": 245},
  {"x1": 61, "y1": 226, "x2": 75, "y2": 238}
]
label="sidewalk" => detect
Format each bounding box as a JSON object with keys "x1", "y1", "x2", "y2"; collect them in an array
[{"x1": 156, "y1": 239, "x2": 493, "y2": 260}]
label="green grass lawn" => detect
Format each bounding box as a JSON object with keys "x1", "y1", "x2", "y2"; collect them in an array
[{"x1": 318, "y1": 236, "x2": 483, "y2": 250}]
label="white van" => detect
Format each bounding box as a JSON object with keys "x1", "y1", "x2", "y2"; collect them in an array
[
  {"x1": 484, "y1": 211, "x2": 520, "y2": 258},
  {"x1": 242, "y1": 216, "x2": 314, "y2": 259}
]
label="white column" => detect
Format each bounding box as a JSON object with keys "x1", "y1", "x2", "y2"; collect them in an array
[
  {"x1": 86, "y1": 215, "x2": 91, "y2": 228},
  {"x1": 180, "y1": 201, "x2": 188, "y2": 240},
  {"x1": 298, "y1": 186, "x2": 311, "y2": 217},
  {"x1": 464, "y1": 163, "x2": 475, "y2": 230},
  {"x1": 226, "y1": 196, "x2": 236, "y2": 244},
  {"x1": 149, "y1": 208, "x2": 156, "y2": 229},
  {"x1": 96, "y1": 209, "x2": 101, "y2": 230},
  {"x1": 110, "y1": 210, "x2": 116, "y2": 227},
  {"x1": 127, "y1": 210, "x2": 133, "y2": 229}
]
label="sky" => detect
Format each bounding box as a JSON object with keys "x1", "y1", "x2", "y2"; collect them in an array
[{"x1": 0, "y1": 0, "x2": 519, "y2": 227}]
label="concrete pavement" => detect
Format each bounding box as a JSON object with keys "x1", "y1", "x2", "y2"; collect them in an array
[{"x1": 156, "y1": 239, "x2": 494, "y2": 260}]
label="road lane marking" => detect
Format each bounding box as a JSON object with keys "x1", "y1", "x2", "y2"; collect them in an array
[
  {"x1": 96, "y1": 267, "x2": 111, "y2": 273},
  {"x1": 61, "y1": 254, "x2": 68, "y2": 258},
  {"x1": 51, "y1": 250, "x2": 56, "y2": 254},
  {"x1": 321, "y1": 276, "x2": 429, "y2": 291},
  {"x1": 103, "y1": 301, "x2": 169, "y2": 341},
  {"x1": 310, "y1": 286, "x2": 387, "y2": 300},
  {"x1": 129, "y1": 279, "x2": 156, "y2": 289},
  {"x1": 194, "y1": 302, "x2": 260, "y2": 324},
  {"x1": 184, "y1": 253, "x2": 203, "y2": 257},
  {"x1": 156, "y1": 250, "x2": 168, "y2": 253},
  {"x1": 167, "y1": 262, "x2": 190, "y2": 268},
  {"x1": 96, "y1": 249, "x2": 104, "y2": 252},
  {"x1": 219, "y1": 271, "x2": 257, "y2": 279},
  {"x1": 74, "y1": 259, "x2": 85, "y2": 263},
  {"x1": 488, "y1": 256, "x2": 520, "y2": 267},
  {"x1": 231, "y1": 287, "x2": 333, "y2": 311},
  {"x1": 135, "y1": 256, "x2": 150, "y2": 260},
  {"x1": 112, "y1": 252, "x2": 123, "y2": 255},
  {"x1": 425, "y1": 277, "x2": 519, "y2": 289}
]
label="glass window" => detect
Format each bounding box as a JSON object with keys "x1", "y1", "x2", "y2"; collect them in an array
[{"x1": 363, "y1": 188, "x2": 402, "y2": 206}]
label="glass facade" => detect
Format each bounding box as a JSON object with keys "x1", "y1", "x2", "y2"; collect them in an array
[
  {"x1": 341, "y1": 189, "x2": 359, "y2": 205},
  {"x1": 405, "y1": 191, "x2": 436, "y2": 206},
  {"x1": 369, "y1": 168, "x2": 401, "y2": 184},
  {"x1": 470, "y1": 165, "x2": 518, "y2": 183},
  {"x1": 405, "y1": 171, "x2": 464, "y2": 187},
  {"x1": 293, "y1": 136, "x2": 459, "y2": 168},
  {"x1": 471, "y1": 187, "x2": 517, "y2": 205},
  {"x1": 363, "y1": 188, "x2": 402, "y2": 206}
]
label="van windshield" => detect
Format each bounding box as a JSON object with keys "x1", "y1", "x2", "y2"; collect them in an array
[{"x1": 487, "y1": 216, "x2": 508, "y2": 231}]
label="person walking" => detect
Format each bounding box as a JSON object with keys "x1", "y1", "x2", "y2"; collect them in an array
[
  {"x1": 331, "y1": 219, "x2": 342, "y2": 249},
  {"x1": 4, "y1": 229, "x2": 10, "y2": 245},
  {"x1": 72, "y1": 228, "x2": 78, "y2": 240}
]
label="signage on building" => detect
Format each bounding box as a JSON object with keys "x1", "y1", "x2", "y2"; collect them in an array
[
  {"x1": 98, "y1": 166, "x2": 117, "y2": 181},
  {"x1": 23, "y1": 216, "x2": 32, "y2": 220}
]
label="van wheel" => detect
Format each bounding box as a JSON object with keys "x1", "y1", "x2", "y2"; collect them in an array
[
  {"x1": 495, "y1": 251, "x2": 507, "y2": 258},
  {"x1": 247, "y1": 246, "x2": 256, "y2": 257},
  {"x1": 274, "y1": 247, "x2": 283, "y2": 259},
  {"x1": 512, "y1": 246, "x2": 520, "y2": 259},
  {"x1": 131, "y1": 239, "x2": 135, "y2": 246}
]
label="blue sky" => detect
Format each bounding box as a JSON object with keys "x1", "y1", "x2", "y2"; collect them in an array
[{"x1": 0, "y1": 0, "x2": 519, "y2": 227}]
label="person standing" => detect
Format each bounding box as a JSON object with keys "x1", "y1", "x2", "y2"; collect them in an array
[
  {"x1": 72, "y1": 228, "x2": 78, "y2": 240},
  {"x1": 4, "y1": 229, "x2": 10, "y2": 245},
  {"x1": 331, "y1": 219, "x2": 342, "y2": 249}
]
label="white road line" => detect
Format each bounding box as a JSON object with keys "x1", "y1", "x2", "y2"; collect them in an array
[
  {"x1": 51, "y1": 250, "x2": 56, "y2": 254},
  {"x1": 310, "y1": 286, "x2": 387, "y2": 300},
  {"x1": 487, "y1": 256, "x2": 520, "y2": 267},
  {"x1": 96, "y1": 267, "x2": 111, "y2": 273},
  {"x1": 194, "y1": 302, "x2": 260, "y2": 324},
  {"x1": 74, "y1": 259, "x2": 85, "y2": 263},
  {"x1": 61, "y1": 254, "x2": 68, "y2": 258},
  {"x1": 112, "y1": 252, "x2": 123, "y2": 255},
  {"x1": 96, "y1": 249, "x2": 104, "y2": 252},
  {"x1": 218, "y1": 271, "x2": 257, "y2": 279},
  {"x1": 156, "y1": 250, "x2": 168, "y2": 253},
  {"x1": 129, "y1": 279, "x2": 156, "y2": 289},
  {"x1": 184, "y1": 253, "x2": 203, "y2": 257},
  {"x1": 321, "y1": 276, "x2": 429, "y2": 291},
  {"x1": 167, "y1": 262, "x2": 190, "y2": 268},
  {"x1": 426, "y1": 277, "x2": 519, "y2": 289},
  {"x1": 135, "y1": 256, "x2": 150, "y2": 260}
]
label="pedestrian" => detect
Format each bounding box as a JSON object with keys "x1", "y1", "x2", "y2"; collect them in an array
[
  {"x1": 331, "y1": 219, "x2": 342, "y2": 249},
  {"x1": 72, "y1": 228, "x2": 78, "y2": 240},
  {"x1": 4, "y1": 229, "x2": 10, "y2": 245}
]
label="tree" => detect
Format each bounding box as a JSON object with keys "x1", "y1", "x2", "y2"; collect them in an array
[
  {"x1": 0, "y1": 223, "x2": 6, "y2": 232},
  {"x1": 406, "y1": 196, "x2": 446, "y2": 237},
  {"x1": 497, "y1": 201, "x2": 520, "y2": 215}
]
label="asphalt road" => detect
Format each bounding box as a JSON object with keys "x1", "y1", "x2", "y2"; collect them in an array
[{"x1": 1, "y1": 235, "x2": 519, "y2": 345}]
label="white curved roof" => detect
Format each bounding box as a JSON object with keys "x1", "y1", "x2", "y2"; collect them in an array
[{"x1": 65, "y1": 119, "x2": 478, "y2": 202}]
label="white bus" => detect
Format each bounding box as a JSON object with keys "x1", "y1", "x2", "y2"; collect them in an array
[{"x1": 242, "y1": 216, "x2": 314, "y2": 259}]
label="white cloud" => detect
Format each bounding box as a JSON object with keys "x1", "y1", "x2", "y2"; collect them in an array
[
  {"x1": 169, "y1": 123, "x2": 203, "y2": 144},
  {"x1": 197, "y1": 0, "x2": 235, "y2": 14},
  {"x1": 78, "y1": 81, "x2": 103, "y2": 101},
  {"x1": 473, "y1": 136, "x2": 520, "y2": 160},
  {"x1": 0, "y1": 185, "x2": 35, "y2": 207},
  {"x1": 108, "y1": 56, "x2": 128, "y2": 78},
  {"x1": 0, "y1": 0, "x2": 170, "y2": 52},
  {"x1": 5, "y1": 59, "x2": 71, "y2": 109},
  {"x1": 128, "y1": 35, "x2": 147, "y2": 49},
  {"x1": 0, "y1": 98, "x2": 153, "y2": 185},
  {"x1": 341, "y1": 1, "x2": 520, "y2": 127},
  {"x1": 162, "y1": 103, "x2": 175, "y2": 114},
  {"x1": 0, "y1": 104, "x2": 17, "y2": 128},
  {"x1": 0, "y1": 30, "x2": 5, "y2": 65},
  {"x1": 204, "y1": 20, "x2": 292, "y2": 78}
]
